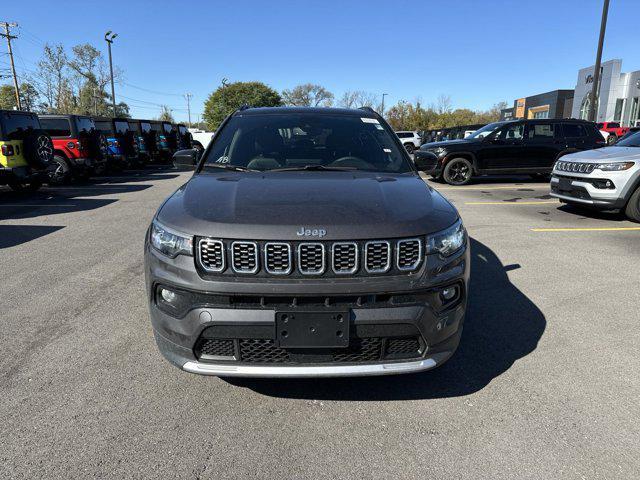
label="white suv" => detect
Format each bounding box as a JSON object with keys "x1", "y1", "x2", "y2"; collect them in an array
[
  {"x1": 395, "y1": 131, "x2": 422, "y2": 154},
  {"x1": 550, "y1": 132, "x2": 640, "y2": 221}
]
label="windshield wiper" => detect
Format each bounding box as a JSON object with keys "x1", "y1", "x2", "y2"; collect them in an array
[
  {"x1": 203, "y1": 163, "x2": 259, "y2": 172},
  {"x1": 270, "y1": 165, "x2": 357, "y2": 172}
]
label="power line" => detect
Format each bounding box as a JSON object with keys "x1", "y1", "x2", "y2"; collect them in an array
[
  {"x1": 0, "y1": 21, "x2": 21, "y2": 109},
  {"x1": 121, "y1": 81, "x2": 184, "y2": 97}
]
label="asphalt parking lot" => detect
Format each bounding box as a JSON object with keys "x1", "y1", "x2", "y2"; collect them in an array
[{"x1": 1, "y1": 170, "x2": 638, "y2": 479}]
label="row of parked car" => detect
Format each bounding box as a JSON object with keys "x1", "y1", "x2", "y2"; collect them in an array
[{"x1": 0, "y1": 109, "x2": 205, "y2": 191}]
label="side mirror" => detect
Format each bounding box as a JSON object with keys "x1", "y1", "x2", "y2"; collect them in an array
[
  {"x1": 413, "y1": 150, "x2": 439, "y2": 172},
  {"x1": 173, "y1": 148, "x2": 199, "y2": 170}
]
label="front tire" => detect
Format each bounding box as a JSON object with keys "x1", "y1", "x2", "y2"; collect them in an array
[
  {"x1": 625, "y1": 186, "x2": 640, "y2": 222},
  {"x1": 404, "y1": 143, "x2": 415, "y2": 154},
  {"x1": 443, "y1": 158, "x2": 473, "y2": 185},
  {"x1": 607, "y1": 134, "x2": 618, "y2": 145}
]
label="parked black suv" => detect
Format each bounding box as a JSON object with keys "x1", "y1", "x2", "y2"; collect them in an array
[
  {"x1": 145, "y1": 107, "x2": 469, "y2": 377},
  {"x1": 416, "y1": 119, "x2": 605, "y2": 185}
]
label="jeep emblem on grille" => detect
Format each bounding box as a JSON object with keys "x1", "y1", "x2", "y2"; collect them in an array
[{"x1": 296, "y1": 227, "x2": 326, "y2": 238}]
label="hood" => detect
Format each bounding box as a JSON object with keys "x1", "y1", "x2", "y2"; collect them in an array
[
  {"x1": 562, "y1": 146, "x2": 640, "y2": 163},
  {"x1": 423, "y1": 138, "x2": 479, "y2": 149},
  {"x1": 157, "y1": 171, "x2": 458, "y2": 240}
]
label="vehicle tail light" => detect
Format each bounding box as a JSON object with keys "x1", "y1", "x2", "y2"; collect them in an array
[{"x1": 1, "y1": 144, "x2": 15, "y2": 156}]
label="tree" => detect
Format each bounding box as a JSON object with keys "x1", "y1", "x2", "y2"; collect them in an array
[
  {"x1": 338, "y1": 90, "x2": 380, "y2": 110},
  {"x1": 282, "y1": 83, "x2": 334, "y2": 107},
  {"x1": 33, "y1": 43, "x2": 70, "y2": 113},
  {"x1": 156, "y1": 105, "x2": 174, "y2": 122},
  {"x1": 0, "y1": 82, "x2": 41, "y2": 111},
  {"x1": 0, "y1": 84, "x2": 17, "y2": 110},
  {"x1": 203, "y1": 81, "x2": 282, "y2": 129}
]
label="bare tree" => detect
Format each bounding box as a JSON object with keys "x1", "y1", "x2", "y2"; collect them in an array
[
  {"x1": 436, "y1": 94, "x2": 453, "y2": 114},
  {"x1": 157, "y1": 105, "x2": 174, "y2": 122},
  {"x1": 338, "y1": 90, "x2": 381, "y2": 110},
  {"x1": 33, "y1": 43, "x2": 69, "y2": 112},
  {"x1": 282, "y1": 83, "x2": 334, "y2": 107}
]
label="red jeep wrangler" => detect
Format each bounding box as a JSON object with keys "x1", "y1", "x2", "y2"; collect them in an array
[
  {"x1": 597, "y1": 122, "x2": 630, "y2": 145},
  {"x1": 39, "y1": 114, "x2": 107, "y2": 183}
]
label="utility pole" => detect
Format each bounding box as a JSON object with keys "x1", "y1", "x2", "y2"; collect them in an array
[
  {"x1": 381, "y1": 93, "x2": 388, "y2": 116},
  {"x1": 588, "y1": 0, "x2": 610, "y2": 122},
  {"x1": 1, "y1": 21, "x2": 22, "y2": 110},
  {"x1": 104, "y1": 31, "x2": 118, "y2": 116},
  {"x1": 184, "y1": 93, "x2": 193, "y2": 126}
]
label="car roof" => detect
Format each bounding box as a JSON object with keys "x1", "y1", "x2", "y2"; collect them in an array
[{"x1": 234, "y1": 106, "x2": 377, "y2": 118}]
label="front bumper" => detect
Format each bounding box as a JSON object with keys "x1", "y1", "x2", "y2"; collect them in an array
[
  {"x1": 550, "y1": 172, "x2": 630, "y2": 209},
  {"x1": 145, "y1": 240, "x2": 469, "y2": 377}
]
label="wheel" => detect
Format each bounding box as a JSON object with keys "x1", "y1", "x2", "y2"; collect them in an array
[
  {"x1": 404, "y1": 143, "x2": 415, "y2": 154},
  {"x1": 607, "y1": 134, "x2": 618, "y2": 145},
  {"x1": 46, "y1": 155, "x2": 72, "y2": 185},
  {"x1": 443, "y1": 158, "x2": 473, "y2": 186},
  {"x1": 625, "y1": 186, "x2": 640, "y2": 222},
  {"x1": 9, "y1": 180, "x2": 42, "y2": 192}
]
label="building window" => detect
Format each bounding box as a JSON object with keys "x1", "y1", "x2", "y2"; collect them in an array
[
  {"x1": 527, "y1": 105, "x2": 550, "y2": 119},
  {"x1": 614, "y1": 98, "x2": 625, "y2": 122},
  {"x1": 630, "y1": 97, "x2": 640, "y2": 127},
  {"x1": 579, "y1": 95, "x2": 598, "y2": 120}
]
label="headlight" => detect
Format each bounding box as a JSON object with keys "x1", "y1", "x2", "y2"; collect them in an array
[
  {"x1": 594, "y1": 162, "x2": 635, "y2": 171},
  {"x1": 150, "y1": 220, "x2": 193, "y2": 258},
  {"x1": 430, "y1": 147, "x2": 446, "y2": 157},
  {"x1": 426, "y1": 220, "x2": 466, "y2": 257}
]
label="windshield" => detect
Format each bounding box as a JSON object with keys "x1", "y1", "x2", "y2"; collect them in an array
[
  {"x1": 202, "y1": 113, "x2": 412, "y2": 173},
  {"x1": 616, "y1": 131, "x2": 640, "y2": 147},
  {"x1": 467, "y1": 122, "x2": 505, "y2": 139}
]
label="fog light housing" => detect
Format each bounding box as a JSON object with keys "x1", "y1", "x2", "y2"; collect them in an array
[
  {"x1": 160, "y1": 288, "x2": 177, "y2": 303},
  {"x1": 441, "y1": 286, "x2": 458, "y2": 301}
]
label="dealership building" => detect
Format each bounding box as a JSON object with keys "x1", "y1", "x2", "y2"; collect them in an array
[
  {"x1": 500, "y1": 89, "x2": 574, "y2": 121},
  {"x1": 571, "y1": 59, "x2": 640, "y2": 126}
]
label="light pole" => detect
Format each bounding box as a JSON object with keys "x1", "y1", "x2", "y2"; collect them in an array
[
  {"x1": 184, "y1": 93, "x2": 193, "y2": 126},
  {"x1": 104, "y1": 31, "x2": 118, "y2": 116},
  {"x1": 588, "y1": 0, "x2": 610, "y2": 122},
  {"x1": 381, "y1": 93, "x2": 388, "y2": 116}
]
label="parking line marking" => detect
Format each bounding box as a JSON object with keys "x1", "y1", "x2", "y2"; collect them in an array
[
  {"x1": 531, "y1": 226, "x2": 640, "y2": 232},
  {"x1": 437, "y1": 186, "x2": 551, "y2": 191},
  {"x1": 464, "y1": 200, "x2": 558, "y2": 205}
]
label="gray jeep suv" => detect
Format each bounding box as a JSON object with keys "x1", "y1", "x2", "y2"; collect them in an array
[{"x1": 144, "y1": 107, "x2": 469, "y2": 377}]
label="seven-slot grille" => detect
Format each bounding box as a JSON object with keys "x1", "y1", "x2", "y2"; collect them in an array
[
  {"x1": 264, "y1": 243, "x2": 292, "y2": 275},
  {"x1": 555, "y1": 160, "x2": 596, "y2": 174},
  {"x1": 231, "y1": 241, "x2": 258, "y2": 273},
  {"x1": 298, "y1": 243, "x2": 325, "y2": 275},
  {"x1": 397, "y1": 239, "x2": 422, "y2": 271},
  {"x1": 197, "y1": 238, "x2": 424, "y2": 276},
  {"x1": 198, "y1": 239, "x2": 225, "y2": 272},
  {"x1": 365, "y1": 241, "x2": 391, "y2": 273},
  {"x1": 332, "y1": 242, "x2": 358, "y2": 274}
]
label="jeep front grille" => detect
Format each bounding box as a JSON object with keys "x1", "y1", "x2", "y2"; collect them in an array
[
  {"x1": 231, "y1": 241, "x2": 258, "y2": 273},
  {"x1": 364, "y1": 241, "x2": 391, "y2": 273},
  {"x1": 555, "y1": 161, "x2": 596, "y2": 174},
  {"x1": 332, "y1": 242, "x2": 358, "y2": 274},
  {"x1": 298, "y1": 243, "x2": 325, "y2": 275},
  {"x1": 198, "y1": 239, "x2": 225, "y2": 272},
  {"x1": 397, "y1": 239, "x2": 422, "y2": 271},
  {"x1": 196, "y1": 238, "x2": 423, "y2": 276},
  {"x1": 264, "y1": 242, "x2": 292, "y2": 275}
]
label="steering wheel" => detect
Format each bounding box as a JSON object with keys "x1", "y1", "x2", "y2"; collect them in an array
[{"x1": 329, "y1": 156, "x2": 374, "y2": 170}]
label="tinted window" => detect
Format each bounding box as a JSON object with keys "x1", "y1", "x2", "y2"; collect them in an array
[
  {"x1": 204, "y1": 113, "x2": 412, "y2": 173},
  {"x1": 128, "y1": 121, "x2": 141, "y2": 134},
  {"x1": 608, "y1": 122, "x2": 620, "y2": 128},
  {"x1": 114, "y1": 120, "x2": 129, "y2": 133},
  {"x1": 76, "y1": 117, "x2": 95, "y2": 134},
  {"x1": 150, "y1": 123, "x2": 162, "y2": 132},
  {"x1": 2, "y1": 112, "x2": 39, "y2": 140},
  {"x1": 94, "y1": 120, "x2": 114, "y2": 135},
  {"x1": 40, "y1": 118, "x2": 72, "y2": 137},
  {"x1": 396, "y1": 132, "x2": 411, "y2": 138},
  {"x1": 497, "y1": 123, "x2": 524, "y2": 140},
  {"x1": 163, "y1": 123, "x2": 172, "y2": 133},
  {"x1": 141, "y1": 122, "x2": 151, "y2": 133},
  {"x1": 562, "y1": 124, "x2": 586, "y2": 138},
  {"x1": 178, "y1": 125, "x2": 187, "y2": 135},
  {"x1": 527, "y1": 123, "x2": 556, "y2": 140}
]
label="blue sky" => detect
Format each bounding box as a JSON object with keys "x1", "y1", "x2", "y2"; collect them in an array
[{"x1": 2, "y1": 0, "x2": 639, "y2": 122}]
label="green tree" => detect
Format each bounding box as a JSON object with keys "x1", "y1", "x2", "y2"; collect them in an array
[
  {"x1": 0, "y1": 84, "x2": 17, "y2": 110},
  {"x1": 0, "y1": 82, "x2": 42, "y2": 111},
  {"x1": 156, "y1": 105, "x2": 174, "y2": 122},
  {"x1": 282, "y1": 83, "x2": 334, "y2": 107},
  {"x1": 203, "y1": 81, "x2": 282, "y2": 129}
]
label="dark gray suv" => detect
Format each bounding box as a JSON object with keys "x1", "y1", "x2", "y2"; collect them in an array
[{"x1": 144, "y1": 107, "x2": 469, "y2": 377}]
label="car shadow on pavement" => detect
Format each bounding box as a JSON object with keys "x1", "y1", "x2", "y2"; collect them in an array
[
  {"x1": 0, "y1": 224, "x2": 65, "y2": 249},
  {"x1": 558, "y1": 204, "x2": 629, "y2": 222},
  {"x1": 228, "y1": 238, "x2": 546, "y2": 400}
]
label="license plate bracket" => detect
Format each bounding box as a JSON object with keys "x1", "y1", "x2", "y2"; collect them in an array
[
  {"x1": 558, "y1": 177, "x2": 572, "y2": 192},
  {"x1": 275, "y1": 311, "x2": 349, "y2": 348}
]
